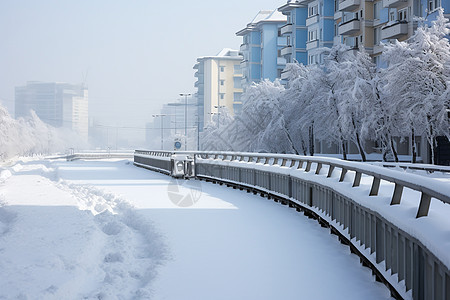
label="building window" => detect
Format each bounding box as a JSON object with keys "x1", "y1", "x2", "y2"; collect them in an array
[
  {"x1": 220, "y1": 66, "x2": 225, "y2": 72},
  {"x1": 220, "y1": 80, "x2": 224, "y2": 86},
  {"x1": 398, "y1": 8, "x2": 408, "y2": 21},
  {"x1": 309, "y1": 5, "x2": 318, "y2": 17},
  {"x1": 308, "y1": 30, "x2": 317, "y2": 41},
  {"x1": 233, "y1": 77, "x2": 242, "y2": 89},
  {"x1": 389, "y1": 11, "x2": 395, "y2": 22},
  {"x1": 334, "y1": 23, "x2": 338, "y2": 36},
  {"x1": 220, "y1": 94, "x2": 224, "y2": 100},
  {"x1": 233, "y1": 64, "x2": 242, "y2": 75},
  {"x1": 374, "y1": 27, "x2": 380, "y2": 44},
  {"x1": 287, "y1": 35, "x2": 291, "y2": 46},
  {"x1": 428, "y1": 0, "x2": 441, "y2": 11},
  {"x1": 334, "y1": 0, "x2": 339, "y2": 12},
  {"x1": 374, "y1": 2, "x2": 381, "y2": 19}
]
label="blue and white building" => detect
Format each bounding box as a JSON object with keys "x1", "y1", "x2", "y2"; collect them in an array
[{"x1": 236, "y1": 10, "x2": 288, "y2": 88}]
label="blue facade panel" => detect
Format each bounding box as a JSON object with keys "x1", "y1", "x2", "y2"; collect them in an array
[
  {"x1": 251, "y1": 31, "x2": 261, "y2": 44},
  {"x1": 296, "y1": 29, "x2": 307, "y2": 48},
  {"x1": 251, "y1": 64, "x2": 261, "y2": 81},
  {"x1": 261, "y1": 24, "x2": 279, "y2": 81},
  {"x1": 251, "y1": 46, "x2": 261, "y2": 63},
  {"x1": 323, "y1": 0, "x2": 335, "y2": 16},
  {"x1": 296, "y1": 7, "x2": 308, "y2": 25},
  {"x1": 295, "y1": 52, "x2": 308, "y2": 65},
  {"x1": 323, "y1": 19, "x2": 335, "y2": 41}
]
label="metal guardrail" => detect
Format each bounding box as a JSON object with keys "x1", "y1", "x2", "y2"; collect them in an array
[
  {"x1": 66, "y1": 153, "x2": 134, "y2": 161},
  {"x1": 134, "y1": 150, "x2": 450, "y2": 300}
]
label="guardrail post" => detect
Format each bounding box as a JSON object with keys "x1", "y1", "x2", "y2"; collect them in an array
[
  {"x1": 297, "y1": 160, "x2": 303, "y2": 169},
  {"x1": 281, "y1": 159, "x2": 287, "y2": 167},
  {"x1": 369, "y1": 177, "x2": 381, "y2": 196},
  {"x1": 315, "y1": 163, "x2": 322, "y2": 175},
  {"x1": 416, "y1": 193, "x2": 432, "y2": 218},
  {"x1": 352, "y1": 172, "x2": 361, "y2": 187},
  {"x1": 327, "y1": 165, "x2": 335, "y2": 178},
  {"x1": 390, "y1": 184, "x2": 404, "y2": 205},
  {"x1": 305, "y1": 161, "x2": 312, "y2": 172},
  {"x1": 264, "y1": 157, "x2": 269, "y2": 165},
  {"x1": 339, "y1": 168, "x2": 347, "y2": 182}
]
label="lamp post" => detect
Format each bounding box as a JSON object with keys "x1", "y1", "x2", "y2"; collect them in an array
[
  {"x1": 214, "y1": 105, "x2": 226, "y2": 129},
  {"x1": 152, "y1": 114, "x2": 166, "y2": 150},
  {"x1": 179, "y1": 93, "x2": 191, "y2": 150}
]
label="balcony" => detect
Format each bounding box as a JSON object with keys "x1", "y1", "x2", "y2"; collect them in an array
[
  {"x1": 306, "y1": 40, "x2": 319, "y2": 51},
  {"x1": 281, "y1": 69, "x2": 291, "y2": 80},
  {"x1": 306, "y1": 14, "x2": 320, "y2": 27},
  {"x1": 338, "y1": 19, "x2": 360, "y2": 35},
  {"x1": 277, "y1": 57, "x2": 287, "y2": 65},
  {"x1": 382, "y1": 0, "x2": 408, "y2": 7},
  {"x1": 333, "y1": 35, "x2": 342, "y2": 45},
  {"x1": 280, "y1": 23, "x2": 293, "y2": 36},
  {"x1": 339, "y1": 0, "x2": 360, "y2": 12},
  {"x1": 280, "y1": 45, "x2": 293, "y2": 56},
  {"x1": 240, "y1": 43, "x2": 249, "y2": 52},
  {"x1": 277, "y1": 36, "x2": 288, "y2": 47},
  {"x1": 334, "y1": 11, "x2": 344, "y2": 20},
  {"x1": 381, "y1": 21, "x2": 408, "y2": 39}
]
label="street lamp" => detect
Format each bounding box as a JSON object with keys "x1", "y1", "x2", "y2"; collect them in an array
[
  {"x1": 179, "y1": 93, "x2": 191, "y2": 150},
  {"x1": 152, "y1": 114, "x2": 166, "y2": 150},
  {"x1": 214, "y1": 105, "x2": 226, "y2": 129}
]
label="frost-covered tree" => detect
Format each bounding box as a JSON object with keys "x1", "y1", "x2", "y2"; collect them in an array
[
  {"x1": 351, "y1": 50, "x2": 401, "y2": 162},
  {"x1": 382, "y1": 9, "x2": 450, "y2": 163},
  {"x1": 0, "y1": 103, "x2": 89, "y2": 160},
  {"x1": 318, "y1": 44, "x2": 360, "y2": 160}
]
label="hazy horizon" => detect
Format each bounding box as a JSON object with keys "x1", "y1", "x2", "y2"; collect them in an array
[{"x1": 0, "y1": 0, "x2": 285, "y2": 145}]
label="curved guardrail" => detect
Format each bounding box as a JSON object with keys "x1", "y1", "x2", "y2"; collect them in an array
[{"x1": 134, "y1": 150, "x2": 450, "y2": 300}]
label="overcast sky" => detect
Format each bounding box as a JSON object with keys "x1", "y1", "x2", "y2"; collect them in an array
[{"x1": 0, "y1": 0, "x2": 284, "y2": 130}]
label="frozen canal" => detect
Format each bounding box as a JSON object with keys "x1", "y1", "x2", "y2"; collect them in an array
[{"x1": 0, "y1": 158, "x2": 391, "y2": 299}]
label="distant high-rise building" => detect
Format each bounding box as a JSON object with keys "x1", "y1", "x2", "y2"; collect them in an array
[
  {"x1": 15, "y1": 81, "x2": 88, "y2": 142},
  {"x1": 194, "y1": 48, "x2": 244, "y2": 126},
  {"x1": 236, "y1": 10, "x2": 288, "y2": 88}
]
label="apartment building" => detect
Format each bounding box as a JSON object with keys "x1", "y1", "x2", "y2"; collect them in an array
[
  {"x1": 193, "y1": 48, "x2": 243, "y2": 127},
  {"x1": 236, "y1": 10, "x2": 288, "y2": 88},
  {"x1": 15, "y1": 81, "x2": 88, "y2": 142}
]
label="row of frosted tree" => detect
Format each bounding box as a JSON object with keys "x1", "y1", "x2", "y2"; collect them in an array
[
  {"x1": 0, "y1": 103, "x2": 87, "y2": 161},
  {"x1": 201, "y1": 11, "x2": 450, "y2": 163}
]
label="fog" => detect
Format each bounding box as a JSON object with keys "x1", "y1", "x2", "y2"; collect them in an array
[{"x1": 0, "y1": 0, "x2": 283, "y2": 148}]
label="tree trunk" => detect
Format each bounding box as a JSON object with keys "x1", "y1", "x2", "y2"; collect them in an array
[
  {"x1": 309, "y1": 125, "x2": 315, "y2": 156},
  {"x1": 301, "y1": 138, "x2": 307, "y2": 156},
  {"x1": 390, "y1": 137, "x2": 399, "y2": 162},
  {"x1": 411, "y1": 128, "x2": 417, "y2": 163},
  {"x1": 351, "y1": 116, "x2": 366, "y2": 162},
  {"x1": 341, "y1": 140, "x2": 347, "y2": 160}
]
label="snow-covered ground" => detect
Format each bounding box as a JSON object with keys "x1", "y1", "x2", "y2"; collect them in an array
[{"x1": 0, "y1": 158, "x2": 393, "y2": 299}]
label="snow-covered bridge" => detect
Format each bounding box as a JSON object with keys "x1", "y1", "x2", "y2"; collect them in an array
[
  {"x1": 134, "y1": 150, "x2": 450, "y2": 300},
  {"x1": 0, "y1": 152, "x2": 448, "y2": 299}
]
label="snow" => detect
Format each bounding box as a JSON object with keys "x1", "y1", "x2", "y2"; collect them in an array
[{"x1": 0, "y1": 157, "x2": 392, "y2": 299}]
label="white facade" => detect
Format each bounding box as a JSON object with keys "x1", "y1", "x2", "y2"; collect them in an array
[{"x1": 194, "y1": 48, "x2": 243, "y2": 127}]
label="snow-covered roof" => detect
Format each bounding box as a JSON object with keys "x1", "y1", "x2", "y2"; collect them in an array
[
  {"x1": 195, "y1": 48, "x2": 242, "y2": 65},
  {"x1": 236, "y1": 9, "x2": 287, "y2": 36},
  {"x1": 250, "y1": 10, "x2": 273, "y2": 24}
]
